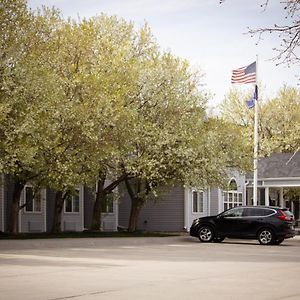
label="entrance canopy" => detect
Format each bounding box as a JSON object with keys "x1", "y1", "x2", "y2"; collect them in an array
[{"x1": 246, "y1": 153, "x2": 300, "y2": 188}]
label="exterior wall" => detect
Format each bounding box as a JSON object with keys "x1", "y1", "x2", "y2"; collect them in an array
[
  {"x1": 4, "y1": 176, "x2": 15, "y2": 232},
  {"x1": 46, "y1": 189, "x2": 56, "y2": 232},
  {"x1": 19, "y1": 187, "x2": 46, "y2": 233},
  {"x1": 101, "y1": 208, "x2": 118, "y2": 231},
  {"x1": 83, "y1": 187, "x2": 94, "y2": 230},
  {"x1": 118, "y1": 185, "x2": 185, "y2": 232},
  {"x1": 0, "y1": 175, "x2": 4, "y2": 232},
  {"x1": 83, "y1": 185, "x2": 118, "y2": 232},
  {"x1": 0, "y1": 176, "x2": 118, "y2": 233}
]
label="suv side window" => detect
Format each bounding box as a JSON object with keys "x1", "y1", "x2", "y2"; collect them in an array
[
  {"x1": 261, "y1": 208, "x2": 275, "y2": 216},
  {"x1": 223, "y1": 207, "x2": 244, "y2": 218},
  {"x1": 242, "y1": 208, "x2": 274, "y2": 217}
]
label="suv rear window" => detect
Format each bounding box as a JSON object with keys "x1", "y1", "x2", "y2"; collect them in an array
[{"x1": 282, "y1": 209, "x2": 294, "y2": 220}]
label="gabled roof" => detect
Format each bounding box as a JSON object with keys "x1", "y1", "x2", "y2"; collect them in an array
[{"x1": 246, "y1": 153, "x2": 300, "y2": 179}]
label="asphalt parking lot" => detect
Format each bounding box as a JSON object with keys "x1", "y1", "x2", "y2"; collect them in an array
[{"x1": 0, "y1": 235, "x2": 300, "y2": 300}]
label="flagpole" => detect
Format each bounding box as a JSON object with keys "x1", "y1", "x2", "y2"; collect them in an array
[{"x1": 253, "y1": 55, "x2": 259, "y2": 206}]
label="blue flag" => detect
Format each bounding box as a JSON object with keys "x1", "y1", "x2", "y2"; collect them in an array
[{"x1": 246, "y1": 85, "x2": 258, "y2": 109}]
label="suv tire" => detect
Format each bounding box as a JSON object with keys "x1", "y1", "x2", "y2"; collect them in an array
[
  {"x1": 258, "y1": 228, "x2": 274, "y2": 245},
  {"x1": 198, "y1": 226, "x2": 214, "y2": 242}
]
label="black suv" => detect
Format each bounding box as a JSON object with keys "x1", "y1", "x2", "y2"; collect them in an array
[{"x1": 190, "y1": 206, "x2": 295, "y2": 245}]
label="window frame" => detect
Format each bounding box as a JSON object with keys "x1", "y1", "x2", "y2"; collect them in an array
[
  {"x1": 192, "y1": 190, "x2": 204, "y2": 214},
  {"x1": 101, "y1": 192, "x2": 114, "y2": 214},
  {"x1": 24, "y1": 185, "x2": 42, "y2": 214},
  {"x1": 64, "y1": 189, "x2": 80, "y2": 214},
  {"x1": 223, "y1": 178, "x2": 243, "y2": 211}
]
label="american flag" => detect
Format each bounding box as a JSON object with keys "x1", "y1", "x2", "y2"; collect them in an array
[{"x1": 231, "y1": 62, "x2": 256, "y2": 84}]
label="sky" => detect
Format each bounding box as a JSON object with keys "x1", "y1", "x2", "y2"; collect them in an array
[{"x1": 27, "y1": 0, "x2": 299, "y2": 108}]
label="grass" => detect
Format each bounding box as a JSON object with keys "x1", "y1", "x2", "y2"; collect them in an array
[{"x1": 0, "y1": 230, "x2": 184, "y2": 240}]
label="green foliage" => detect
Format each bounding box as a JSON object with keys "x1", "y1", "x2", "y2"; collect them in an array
[
  {"x1": 219, "y1": 85, "x2": 300, "y2": 157},
  {"x1": 0, "y1": 1, "x2": 253, "y2": 230}
]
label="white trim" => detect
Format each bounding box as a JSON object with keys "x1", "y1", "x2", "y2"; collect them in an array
[
  {"x1": 64, "y1": 188, "x2": 80, "y2": 214},
  {"x1": 23, "y1": 185, "x2": 42, "y2": 213},
  {"x1": 218, "y1": 188, "x2": 222, "y2": 213},
  {"x1": 191, "y1": 190, "x2": 204, "y2": 213},
  {"x1": 208, "y1": 187, "x2": 211, "y2": 216},
  {"x1": 248, "y1": 177, "x2": 300, "y2": 181}
]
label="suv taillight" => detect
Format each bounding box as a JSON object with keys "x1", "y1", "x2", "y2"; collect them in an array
[{"x1": 277, "y1": 210, "x2": 292, "y2": 221}]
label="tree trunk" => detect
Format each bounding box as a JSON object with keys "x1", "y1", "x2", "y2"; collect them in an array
[
  {"x1": 8, "y1": 180, "x2": 25, "y2": 233},
  {"x1": 125, "y1": 177, "x2": 147, "y2": 232},
  {"x1": 128, "y1": 196, "x2": 143, "y2": 232},
  {"x1": 90, "y1": 172, "x2": 127, "y2": 231},
  {"x1": 90, "y1": 173, "x2": 106, "y2": 231},
  {"x1": 51, "y1": 191, "x2": 66, "y2": 233}
]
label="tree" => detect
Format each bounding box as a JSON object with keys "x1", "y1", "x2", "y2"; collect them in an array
[
  {"x1": 219, "y1": 85, "x2": 300, "y2": 156},
  {"x1": 116, "y1": 51, "x2": 252, "y2": 231},
  {"x1": 220, "y1": 0, "x2": 300, "y2": 66},
  {"x1": 248, "y1": 0, "x2": 300, "y2": 66},
  {"x1": 0, "y1": 0, "x2": 65, "y2": 233}
]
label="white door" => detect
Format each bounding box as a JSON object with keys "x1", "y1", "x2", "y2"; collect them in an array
[{"x1": 185, "y1": 189, "x2": 208, "y2": 231}]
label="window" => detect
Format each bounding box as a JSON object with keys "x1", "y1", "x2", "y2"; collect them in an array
[
  {"x1": 192, "y1": 191, "x2": 204, "y2": 213},
  {"x1": 65, "y1": 190, "x2": 80, "y2": 213},
  {"x1": 242, "y1": 208, "x2": 275, "y2": 217},
  {"x1": 223, "y1": 179, "x2": 243, "y2": 211},
  {"x1": 24, "y1": 186, "x2": 41, "y2": 213},
  {"x1": 223, "y1": 207, "x2": 244, "y2": 218},
  {"x1": 101, "y1": 193, "x2": 114, "y2": 213}
]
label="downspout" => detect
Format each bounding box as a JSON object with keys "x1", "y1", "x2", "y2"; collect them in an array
[{"x1": 245, "y1": 181, "x2": 250, "y2": 206}]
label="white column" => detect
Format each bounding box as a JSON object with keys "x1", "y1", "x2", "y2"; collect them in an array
[
  {"x1": 279, "y1": 188, "x2": 284, "y2": 207},
  {"x1": 265, "y1": 187, "x2": 269, "y2": 206}
]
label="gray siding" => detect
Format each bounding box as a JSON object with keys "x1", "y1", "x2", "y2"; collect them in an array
[
  {"x1": 46, "y1": 189, "x2": 56, "y2": 232},
  {"x1": 209, "y1": 188, "x2": 219, "y2": 216},
  {"x1": 0, "y1": 176, "x2": 4, "y2": 231},
  {"x1": 84, "y1": 187, "x2": 94, "y2": 230},
  {"x1": 119, "y1": 185, "x2": 185, "y2": 232},
  {"x1": 4, "y1": 176, "x2": 15, "y2": 232}
]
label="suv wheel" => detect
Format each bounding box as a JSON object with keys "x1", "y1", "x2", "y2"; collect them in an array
[
  {"x1": 198, "y1": 226, "x2": 214, "y2": 242},
  {"x1": 258, "y1": 228, "x2": 274, "y2": 245}
]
